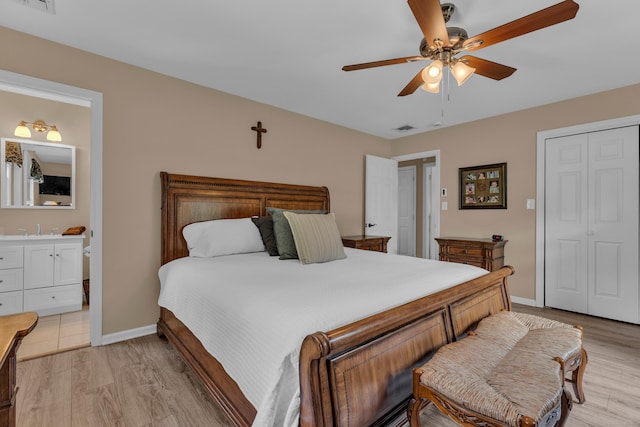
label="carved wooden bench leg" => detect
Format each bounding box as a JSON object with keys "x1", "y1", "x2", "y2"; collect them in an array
[
  {"x1": 408, "y1": 368, "x2": 425, "y2": 427},
  {"x1": 569, "y1": 347, "x2": 588, "y2": 403}
]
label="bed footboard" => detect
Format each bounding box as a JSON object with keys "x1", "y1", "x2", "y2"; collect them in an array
[{"x1": 299, "y1": 265, "x2": 514, "y2": 427}]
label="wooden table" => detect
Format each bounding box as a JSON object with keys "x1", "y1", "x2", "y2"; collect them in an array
[{"x1": 0, "y1": 312, "x2": 38, "y2": 427}]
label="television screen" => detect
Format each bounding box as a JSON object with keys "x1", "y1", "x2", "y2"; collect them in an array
[{"x1": 39, "y1": 175, "x2": 71, "y2": 196}]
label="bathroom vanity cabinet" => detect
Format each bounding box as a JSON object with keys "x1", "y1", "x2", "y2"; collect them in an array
[{"x1": 0, "y1": 235, "x2": 83, "y2": 316}]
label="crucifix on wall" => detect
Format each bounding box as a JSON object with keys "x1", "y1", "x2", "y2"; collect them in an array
[{"x1": 251, "y1": 121, "x2": 267, "y2": 149}]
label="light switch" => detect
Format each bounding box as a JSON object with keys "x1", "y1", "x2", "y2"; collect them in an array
[
  {"x1": 442, "y1": 201, "x2": 448, "y2": 211},
  {"x1": 526, "y1": 199, "x2": 535, "y2": 210}
]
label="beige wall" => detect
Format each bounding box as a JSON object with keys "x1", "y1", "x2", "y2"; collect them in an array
[
  {"x1": 0, "y1": 90, "x2": 91, "y2": 276},
  {"x1": 0, "y1": 26, "x2": 389, "y2": 335},
  {"x1": 3, "y1": 24, "x2": 638, "y2": 334},
  {"x1": 391, "y1": 84, "x2": 640, "y2": 300}
]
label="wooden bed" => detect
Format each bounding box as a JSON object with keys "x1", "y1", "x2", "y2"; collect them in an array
[{"x1": 157, "y1": 171, "x2": 515, "y2": 427}]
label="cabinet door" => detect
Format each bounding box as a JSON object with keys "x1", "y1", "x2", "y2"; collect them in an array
[
  {"x1": 55, "y1": 243, "x2": 82, "y2": 286},
  {"x1": 24, "y1": 244, "x2": 55, "y2": 289}
]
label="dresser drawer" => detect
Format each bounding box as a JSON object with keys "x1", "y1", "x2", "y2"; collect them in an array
[
  {"x1": 0, "y1": 290, "x2": 23, "y2": 316},
  {"x1": 0, "y1": 246, "x2": 23, "y2": 269},
  {"x1": 24, "y1": 283, "x2": 82, "y2": 316},
  {"x1": 0, "y1": 268, "x2": 23, "y2": 293}
]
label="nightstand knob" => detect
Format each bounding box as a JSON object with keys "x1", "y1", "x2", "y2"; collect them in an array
[{"x1": 365, "y1": 223, "x2": 377, "y2": 228}]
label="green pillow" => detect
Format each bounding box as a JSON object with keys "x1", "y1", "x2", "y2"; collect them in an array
[{"x1": 266, "y1": 207, "x2": 326, "y2": 259}]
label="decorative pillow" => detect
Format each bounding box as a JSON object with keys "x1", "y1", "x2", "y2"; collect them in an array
[
  {"x1": 283, "y1": 212, "x2": 346, "y2": 264},
  {"x1": 266, "y1": 207, "x2": 326, "y2": 260},
  {"x1": 251, "y1": 216, "x2": 279, "y2": 256},
  {"x1": 183, "y1": 217, "x2": 265, "y2": 258}
]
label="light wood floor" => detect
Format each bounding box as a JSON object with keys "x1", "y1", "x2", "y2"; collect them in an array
[{"x1": 15, "y1": 305, "x2": 640, "y2": 427}]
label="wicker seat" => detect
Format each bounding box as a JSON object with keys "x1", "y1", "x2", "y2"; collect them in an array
[{"x1": 409, "y1": 311, "x2": 586, "y2": 427}]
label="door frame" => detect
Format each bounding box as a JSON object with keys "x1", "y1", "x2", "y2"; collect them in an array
[
  {"x1": 0, "y1": 69, "x2": 104, "y2": 345},
  {"x1": 535, "y1": 114, "x2": 640, "y2": 307},
  {"x1": 393, "y1": 150, "x2": 440, "y2": 260}
]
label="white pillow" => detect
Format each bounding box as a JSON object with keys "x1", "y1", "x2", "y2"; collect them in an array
[{"x1": 183, "y1": 217, "x2": 265, "y2": 257}]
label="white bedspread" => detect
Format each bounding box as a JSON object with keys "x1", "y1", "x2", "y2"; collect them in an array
[{"x1": 158, "y1": 248, "x2": 487, "y2": 426}]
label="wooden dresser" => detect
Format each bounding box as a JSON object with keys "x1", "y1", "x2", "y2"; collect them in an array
[
  {"x1": 341, "y1": 235, "x2": 391, "y2": 253},
  {"x1": 0, "y1": 312, "x2": 37, "y2": 427},
  {"x1": 435, "y1": 237, "x2": 507, "y2": 271}
]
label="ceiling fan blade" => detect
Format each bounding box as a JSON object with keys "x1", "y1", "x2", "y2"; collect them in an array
[
  {"x1": 342, "y1": 56, "x2": 424, "y2": 71},
  {"x1": 464, "y1": 0, "x2": 579, "y2": 52},
  {"x1": 408, "y1": 0, "x2": 450, "y2": 49},
  {"x1": 398, "y1": 70, "x2": 425, "y2": 97},
  {"x1": 461, "y1": 56, "x2": 516, "y2": 80}
]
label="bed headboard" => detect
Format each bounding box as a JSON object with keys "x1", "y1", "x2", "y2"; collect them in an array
[{"x1": 161, "y1": 172, "x2": 330, "y2": 264}]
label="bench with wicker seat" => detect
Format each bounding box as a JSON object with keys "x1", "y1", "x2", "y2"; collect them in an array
[{"x1": 409, "y1": 310, "x2": 587, "y2": 427}]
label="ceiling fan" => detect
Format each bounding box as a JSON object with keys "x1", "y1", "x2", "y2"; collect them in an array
[{"x1": 342, "y1": 0, "x2": 579, "y2": 96}]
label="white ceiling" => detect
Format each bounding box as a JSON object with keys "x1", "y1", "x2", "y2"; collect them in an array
[{"x1": 1, "y1": 0, "x2": 639, "y2": 140}]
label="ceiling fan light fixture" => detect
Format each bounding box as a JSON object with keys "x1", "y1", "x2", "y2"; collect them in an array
[
  {"x1": 451, "y1": 61, "x2": 476, "y2": 86},
  {"x1": 421, "y1": 60, "x2": 443, "y2": 84},
  {"x1": 421, "y1": 81, "x2": 440, "y2": 93}
]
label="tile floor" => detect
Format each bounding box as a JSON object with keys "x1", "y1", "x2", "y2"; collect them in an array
[{"x1": 17, "y1": 304, "x2": 90, "y2": 361}]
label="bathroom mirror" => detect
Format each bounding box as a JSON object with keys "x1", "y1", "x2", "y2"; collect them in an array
[{"x1": 1, "y1": 137, "x2": 76, "y2": 209}]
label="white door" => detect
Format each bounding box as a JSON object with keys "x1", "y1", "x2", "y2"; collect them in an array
[
  {"x1": 397, "y1": 166, "x2": 416, "y2": 256},
  {"x1": 545, "y1": 126, "x2": 639, "y2": 323},
  {"x1": 365, "y1": 155, "x2": 398, "y2": 254}
]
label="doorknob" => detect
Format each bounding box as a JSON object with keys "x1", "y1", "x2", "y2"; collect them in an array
[{"x1": 365, "y1": 223, "x2": 377, "y2": 228}]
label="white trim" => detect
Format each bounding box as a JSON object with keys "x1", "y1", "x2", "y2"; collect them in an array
[
  {"x1": 392, "y1": 150, "x2": 441, "y2": 259},
  {"x1": 535, "y1": 114, "x2": 640, "y2": 307},
  {"x1": 510, "y1": 296, "x2": 536, "y2": 307},
  {"x1": 0, "y1": 69, "x2": 104, "y2": 345},
  {"x1": 101, "y1": 324, "x2": 157, "y2": 346}
]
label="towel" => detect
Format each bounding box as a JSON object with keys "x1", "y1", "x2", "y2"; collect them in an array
[{"x1": 62, "y1": 226, "x2": 86, "y2": 235}]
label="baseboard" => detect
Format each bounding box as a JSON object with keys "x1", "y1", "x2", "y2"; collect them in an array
[
  {"x1": 511, "y1": 296, "x2": 537, "y2": 307},
  {"x1": 101, "y1": 324, "x2": 157, "y2": 345}
]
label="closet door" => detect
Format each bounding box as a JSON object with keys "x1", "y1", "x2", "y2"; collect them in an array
[
  {"x1": 545, "y1": 126, "x2": 639, "y2": 323},
  {"x1": 587, "y1": 126, "x2": 639, "y2": 323},
  {"x1": 545, "y1": 133, "x2": 589, "y2": 314}
]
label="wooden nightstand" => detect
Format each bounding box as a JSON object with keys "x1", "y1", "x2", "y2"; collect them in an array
[
  {"x1": 341, "y1": 235, "x2": 391, "y2": 253},
  {"x1": 435, "y1": 237, "x2": 507, "y2": 271}
]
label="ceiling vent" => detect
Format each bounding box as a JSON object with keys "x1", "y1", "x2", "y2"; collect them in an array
[
  {"x1": 10, "y1": 0, "x2": 56, "y2": 14},
  {"x1": 395, "y1": 125, "x2": 415, "y2": 132}
]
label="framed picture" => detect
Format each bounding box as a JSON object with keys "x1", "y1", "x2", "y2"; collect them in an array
[{"x1": 459, "y1": 162, "x2": 507, "y2": 209}]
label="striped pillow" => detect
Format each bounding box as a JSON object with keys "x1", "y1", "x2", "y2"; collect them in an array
[{"x1": 283, "y1": 212, "x2": 347, "y2": 264}]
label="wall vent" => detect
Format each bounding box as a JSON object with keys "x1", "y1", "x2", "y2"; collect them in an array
[
  {"x1": 9, "y1": 0, "x2": 56, "y2": 14},
  {"x1": 395, "y1": 125, "x2": 415, "y2": 132}
]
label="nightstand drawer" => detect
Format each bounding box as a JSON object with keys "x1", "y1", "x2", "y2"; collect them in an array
[
  {"x1": 448, "y1": 246, "x2": 483, "y2": 257},
  {"x1": 446, "y1": 257, "x2": 485, "y2": 268},
  {"x1": 341, "y1": 235, "x2": 391, "y2": 253}
]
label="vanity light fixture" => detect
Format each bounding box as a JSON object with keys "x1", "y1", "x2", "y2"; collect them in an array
[{"x1": 14, "y1": 119, "x2": 62, "y2": 142}]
